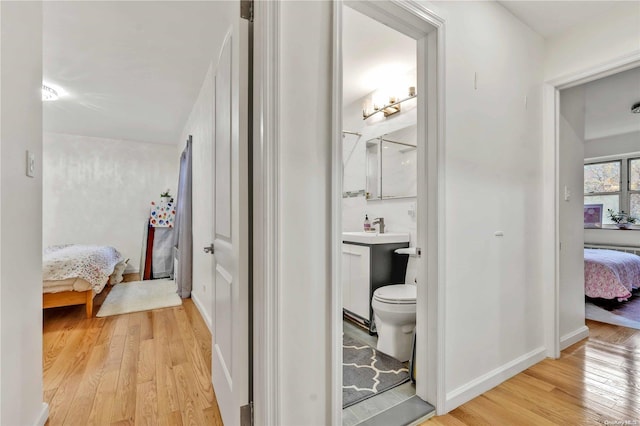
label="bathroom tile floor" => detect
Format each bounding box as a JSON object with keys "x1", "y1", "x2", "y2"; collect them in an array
[{"x1": 342, "y1": 319, "x2": 416, "y2": 426}]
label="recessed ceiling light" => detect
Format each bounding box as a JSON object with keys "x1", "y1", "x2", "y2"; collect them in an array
[
  {"x1": 42, "y1": 84, "x2": 59, "y2": 101},
  {"x1": 632, "y1": 102, "x2": 640, "y2": 114}
]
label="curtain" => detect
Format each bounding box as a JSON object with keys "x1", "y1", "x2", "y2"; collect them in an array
[{"x1": 174, "y1": 136, "x2": 193, "y2": 298}]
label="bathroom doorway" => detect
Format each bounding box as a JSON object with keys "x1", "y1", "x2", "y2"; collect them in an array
[{"x1": 334, "y1": 2, "x2": 444, "y2": 424}]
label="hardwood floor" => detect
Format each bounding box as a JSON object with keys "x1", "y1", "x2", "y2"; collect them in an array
[
  {"x1": 45, "y1": 283, "x2": 640, "y2": 426},
  {"x1": 43, "y1": 280, "x2": 221, "y2": 426},
  {"x1": 425, "y1": 320, "x2": 640, "y2": 426}
]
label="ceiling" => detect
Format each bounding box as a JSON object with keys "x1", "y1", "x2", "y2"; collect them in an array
[
  {"x1": 583, "y1": 67, "x2": 640, "y2": 141},
  {"x1": 341, "y1": 2, "x2": 625, "y2": 106},
  {"x1": 43, "y1": 2, "x2": 227, "y2": 145},
  {"x1": 44, "y1": 2, "x2": 636, "y2": 143},
  {"x1": 498, "y1": 1, "x2": 621, "y2": 38},
  {"x1": 342, "y1": 6, "x2": 416, "y2": 106}
]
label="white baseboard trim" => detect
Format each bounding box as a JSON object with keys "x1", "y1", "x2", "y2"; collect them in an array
[
  {"x1": 34, "y1": 402, "x2": 49, "y2": 426},
  {"x1": 191, "y1": 291, "x2": 212, "y2": 333},
  {"x1": 444, "y1": 347, "x2": 546, "y2": 412},
  {"x1": 560, "y1": 325, "x2": 589, "y2": 350}
]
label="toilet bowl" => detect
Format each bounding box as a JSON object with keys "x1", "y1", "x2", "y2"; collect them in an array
[{"x1": 372, "y1": 284, "x2": 416, "y2": 362}]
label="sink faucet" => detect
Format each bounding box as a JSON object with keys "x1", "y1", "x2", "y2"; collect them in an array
[{"x1": 372, "y1": 217, "x2": 385, "y2": 234}]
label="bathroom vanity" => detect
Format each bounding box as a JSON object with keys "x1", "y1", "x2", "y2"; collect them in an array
[{"x1": 342, "y1": 231, "x2": 410, "y2": 334}]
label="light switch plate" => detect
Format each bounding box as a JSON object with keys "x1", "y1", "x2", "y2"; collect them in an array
[{"x1": 26, "y1": 150, "x2": 35, "y2": 178}]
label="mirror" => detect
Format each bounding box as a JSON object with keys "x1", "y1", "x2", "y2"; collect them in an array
[
  {"x1": 366, "y1": 125, "x2": 417, "y2": 200},
  {"x1": 365, "y1": 141, "x2": 380, "y2": 199}
]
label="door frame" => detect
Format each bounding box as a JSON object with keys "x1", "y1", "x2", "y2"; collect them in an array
[
  {"x1": 251, "y1": 2, "x2": 281, "y2": 425},
  {"x1": 252, "y1": 0, "x2": 447, "y2": 422},
  {"x1": 542, "y1": 52, "x2": 640, "y2": 358},
  {"x1": 332, "y1": 0, "x2": 447, "y2": 419}
]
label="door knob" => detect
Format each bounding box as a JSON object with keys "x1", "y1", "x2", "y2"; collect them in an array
[{"x1": 203, "y1": 244, "x2": 215, "y2": 254}]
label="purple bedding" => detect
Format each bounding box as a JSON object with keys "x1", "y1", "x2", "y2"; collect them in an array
[{"x1": 584, "y1": 249, "x2": 640, "y2": 301}]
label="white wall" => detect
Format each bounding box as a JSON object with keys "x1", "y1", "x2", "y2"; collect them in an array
[
  {"x1": 42, "y1": 133, "x2": 178, "y2": 273},
  {"x1": 0, "y1": 1, "x2": 48, "y2": 425},
  {"x1": 278, "y1": 1, "x2": 333, "y2": 424},
  {"x1": 179, "y1": 64, "x2": 214, "y2": 330},
  {"x1": 545, "y1": 2, "x2": 640, "y2": 81},
  {"x1": 416, "y1": 0, "x2": 546, "y2": 407},
  {"x1": 558, "y1": 86, "x2": 587, "y2": 345},
  {"x1": 266, "y1": 0, "x2": 638, "y2": 421},
  {"x1": 584, "y1": 228, "x2": 640, "y2": 246},
  {"x1": 584, "y1": 131, "x2": 640, "y2": 159},
  {"x1": 277, "y1": 0, "x2": 546, "y2": 417}
]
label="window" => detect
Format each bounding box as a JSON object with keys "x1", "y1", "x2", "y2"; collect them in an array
[
  {"x1": 584, "y1": 161, "x2": 620, "y2": 225},
  {"x1": 584, "y1": 158, "x2": 640, "y2": 226},
  {"x1": 630, "y1": 159, "x2": 640, "y2": 219}
]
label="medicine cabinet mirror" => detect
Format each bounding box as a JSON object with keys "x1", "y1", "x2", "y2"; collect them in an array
[{"x1": 365, "y1": 124, "x2": 417, "y2": 200}]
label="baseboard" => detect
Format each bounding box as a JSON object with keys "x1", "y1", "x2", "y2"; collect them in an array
[
  {"x1": 560, "y1": 325, "x2": 589, "y2": 350},
  {"x1": 444, "y1": 346, "x2": 547, "y2": 412},
  {"x1": 124, "y1": 266, "x2": 139, "y2": 274},
  {"x1": 191, "y1": 291, "x2": 212, "y2": 333},
  {"x1": 34, "y1": 402, "x2": 49, "y2": 426}
]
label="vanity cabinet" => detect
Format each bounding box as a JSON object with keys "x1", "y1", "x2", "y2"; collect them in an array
[
  {"x1": 341, "y1": 237, "x2": 410, "y2": 334},
  {"x1": 342, "y1": 244, "x2": 371, "y2": 321}
]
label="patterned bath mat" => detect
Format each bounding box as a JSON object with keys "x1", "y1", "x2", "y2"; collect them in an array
[{"x1": 343, "y1": 334, "x2": 409, "y2": 408}]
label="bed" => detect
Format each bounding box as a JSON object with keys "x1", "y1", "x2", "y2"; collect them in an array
[
  {"x1": 43, "y1": 245, "x2": 127, "y2": 318},
  {"x1": 584, "y1": 248, "x2": 640, "y2": 301}
]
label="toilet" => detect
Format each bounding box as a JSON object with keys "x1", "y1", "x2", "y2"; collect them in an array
[{"x1": 372, "y1": 283, "x2": 416, "y2": 362}]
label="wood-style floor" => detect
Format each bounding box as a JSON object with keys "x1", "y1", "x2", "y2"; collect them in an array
[
  {"x1": 43, "y1": 278, "x2": 222, "y2": 426},
  {"x1": 45, "y1": 283, "x2": 640, "y2": 426},
  {"x1": 426, "y1": 319, "x2": 640, "y2": 426}
]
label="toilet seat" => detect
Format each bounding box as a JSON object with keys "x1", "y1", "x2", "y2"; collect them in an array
[{"x1": 373, "y1": 284, "x2": 416, "y2": 305}]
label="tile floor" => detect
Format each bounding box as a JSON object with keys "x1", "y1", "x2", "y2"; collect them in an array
[{"x1": 342, "y1": 319, "x2": 416, "y2": 426}]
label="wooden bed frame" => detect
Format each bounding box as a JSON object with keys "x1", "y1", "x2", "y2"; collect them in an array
[{"x1": 43, "y1": 289, "x2": 95, "y2": 318}]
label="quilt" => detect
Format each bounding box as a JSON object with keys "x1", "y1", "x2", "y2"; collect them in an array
[
  {"x1": 584, "y1": 249, "x2": 640, "y2": 301},
  {"x1": 44, "y1": 244, "x2": 124, "y2": 290}
]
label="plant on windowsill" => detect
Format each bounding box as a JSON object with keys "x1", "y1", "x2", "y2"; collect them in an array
[{"x1": 607, "y1": 209, "x2": 638, "y2": 230}]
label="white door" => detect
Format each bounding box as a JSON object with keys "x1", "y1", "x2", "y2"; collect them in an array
[{"x1": 211, "y1": 14, "x2": 250, "y2": 426}]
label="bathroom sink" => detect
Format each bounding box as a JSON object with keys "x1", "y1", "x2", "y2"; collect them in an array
[{"x1": 342, "y1": 231, "x2": 410, "y2": 245}]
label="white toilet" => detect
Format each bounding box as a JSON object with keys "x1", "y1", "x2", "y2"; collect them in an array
[{"x1": 372, "y1": 283, "x2": 416, "y2": 362}]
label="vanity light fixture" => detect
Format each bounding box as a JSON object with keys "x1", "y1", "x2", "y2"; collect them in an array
[
  {"x1": 362, "y1": 86, "x2": 416, "y2": 120},
  {"x1": 42, "y1": 84, "x2": 59, "y2": 101},
  {"x1": 632, "y1": 102, "x2": 640, "y2": 114}
]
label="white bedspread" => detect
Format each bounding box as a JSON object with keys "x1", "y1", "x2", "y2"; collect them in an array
[{"x1": 43, "y1": 245, "x2": 124, "y2": 291}]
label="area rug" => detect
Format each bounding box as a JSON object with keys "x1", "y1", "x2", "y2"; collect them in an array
[
  {"x1": 586, "y1": 298, "x2": 640, "y2": 330},
  {"x1": 343, "y1": 334, "x2": 409, "y2": 408},
  {"x1": 96, "y1": 279, "x2": 182, "y2": 317}
]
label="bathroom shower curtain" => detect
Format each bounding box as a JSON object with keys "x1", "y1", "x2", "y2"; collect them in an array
[{"x1": 173, "y1": 136, "x2": 193, "y2": 298}]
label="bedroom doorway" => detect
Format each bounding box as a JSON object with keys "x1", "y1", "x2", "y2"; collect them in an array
[
  {"x1": 562, "y1": 67, "x2": 640, "y2": 335},
  {"x1": 547, "y1": 59, "x2": 640, "y2": 353},
  {"x1": 332, "y1": 1, "x2": 445, "y2": 422},
  {"x1": 41, "y1": 2, "x2": 252, "y2": 424}
]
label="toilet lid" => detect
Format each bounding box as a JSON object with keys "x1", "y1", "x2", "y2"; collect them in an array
[{"x1": 373, "y1": 284, "x2": 416, "y2": 304}]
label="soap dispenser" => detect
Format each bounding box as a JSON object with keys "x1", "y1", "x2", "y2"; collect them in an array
[{"x1": 364, "y1": 215, "x2": 371, "y2": 232}]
